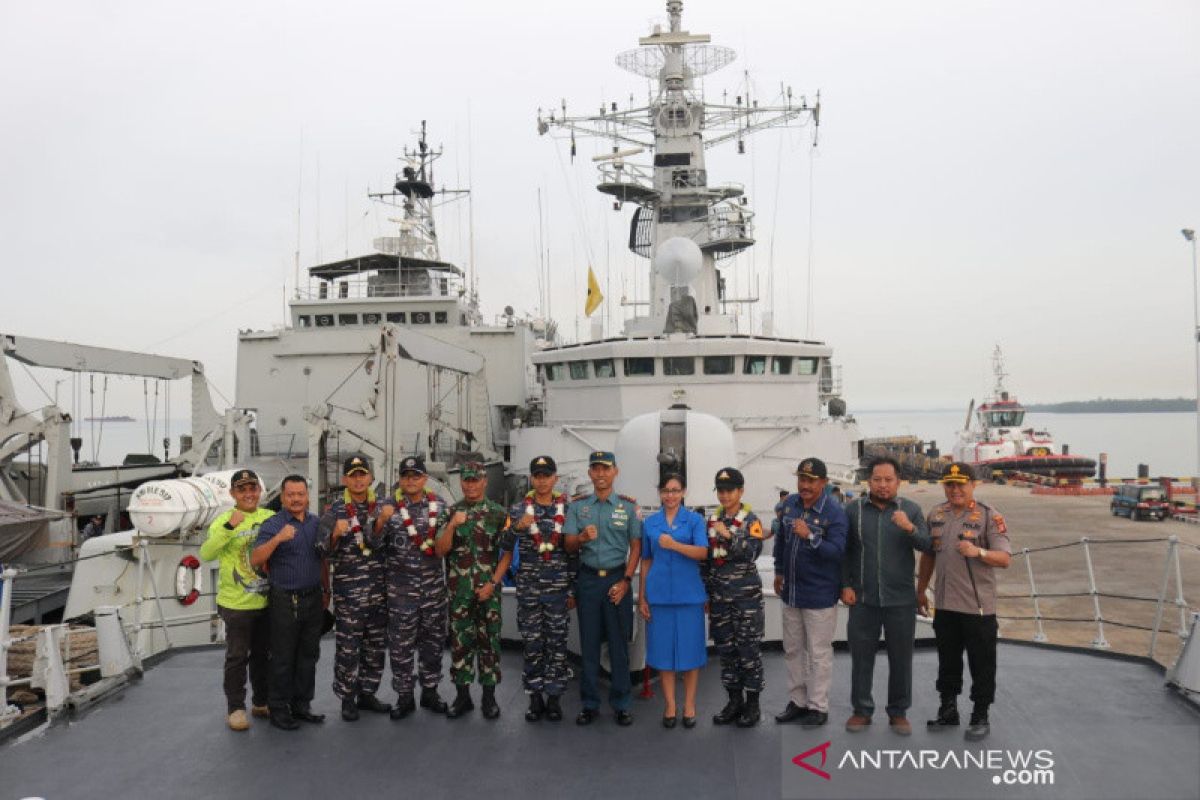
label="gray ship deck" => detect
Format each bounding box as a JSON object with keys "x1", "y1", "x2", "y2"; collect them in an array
[{"x1": 2, "y1": 641, "x2": 1197, "y2": 799}]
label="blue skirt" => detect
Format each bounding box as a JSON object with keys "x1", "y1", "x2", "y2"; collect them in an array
[{"x1": 646, "y1": 603, "x2": 707, "y2": 672}]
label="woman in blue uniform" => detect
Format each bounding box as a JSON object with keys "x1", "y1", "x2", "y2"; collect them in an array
[{"x1": 638, "y1": 473, "x2": 709, "y2": 728}]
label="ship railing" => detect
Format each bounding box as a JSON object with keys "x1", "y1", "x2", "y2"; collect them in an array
[
  {"x1": 704, "y1": 202, "x2": 755, "y2": 245},
  {"x1": 958, "y1": 535, "x2": 1200, "y2": 667},
  {"x1": 596, "y1": 161, "x2": 654, "y2": 193},
  {"x1": 294, "y1": 280, "x2": 456, "y2": 302}
]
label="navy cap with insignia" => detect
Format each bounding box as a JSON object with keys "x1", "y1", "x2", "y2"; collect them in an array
[
  {"x1": 342, "y1": 455, "x2": 372, "y2": 476},
  {"x1": 230, "y1": 468, "x2": 260, "y2": 488},
  {"x1": 460, "y1": 461, "x2": 486, "y2": 480},
  {"x1": 939, "y1": 462, "x2": 974, "y2": 484},
  {"x1": 588, "y1": 451, "x2": 616, "y2": 467},
  {"x1": 794, "y1": 458, "x2": 828, "y2": 480},
  {"x1": 398, "y1": 455, "x2": 427, "y2": 476},
  {"x1": 714, "y1": 467, "x2": 744, "y2": 489},
  {"x1": 529, "y1": 455, "x2": 557, "y2": 475}
]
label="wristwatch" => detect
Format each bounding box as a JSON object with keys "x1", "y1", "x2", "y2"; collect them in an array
[{"x1": 977, "y1": 548, "x2": 988, "y2": 560}]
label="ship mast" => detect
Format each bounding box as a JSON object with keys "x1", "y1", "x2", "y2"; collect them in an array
[
  {"x1": 992, "y1": 344, "x2": 1009, "y2": 400},
  {"x1": 537, "y1": 0, "x2": 819, "y2": 337}
]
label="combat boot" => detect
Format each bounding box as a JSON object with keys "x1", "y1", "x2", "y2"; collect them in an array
[
  {"x1": 964, "y1": 706, "x2": 990, "y2": 741},
  {"x1": 713, "y1": 689, "x2": 743, "y2": 725},
  {"x1": 446, "y1": 685, "x2": 474, "y2": 719},
  {"x1": 341, "y1": 697, "x2": 360, "y2": 722},
  {"x1": 357, "y1": 693, "x2": 392, "y2": 714},
  {"x1": 525, "y1": 691, "x2": 545, "y2": 722},
  {"x1": 544, "y1": 694, "x2": 563, "y2": 722},
  {"x1": 481, "y1": 686, "x2": 500, "y2": 720},
  {"x1": 420, "y1": 687, "x2": 448, "y2": 714},
  {"x1": 736, "y1": 691, "x2": 761, "y2": 728},
  {"x1": 389, "y1": 694, "x2": 416, "y2": 720},
  {"x1": 926, "y1": 696, "x2": 960, "y2": 730}
]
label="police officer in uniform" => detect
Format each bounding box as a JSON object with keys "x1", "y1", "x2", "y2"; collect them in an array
[
  {"x1": 702, "y1": 467, "x2": 767, "y2": 728},
  {"x1": 318, "y1": 455, "x2": 392, "y2": 722},
  {"x1": 435, "y1": 461, "x2": 510, "y2": 719},
  {"x1": 917, "y1": 462, "x2": 1012, "y2": 741},
  {"x1": 564, "y1": 451, "x2": 642, "y2": 727},
  {"x1": 375, "y1": 455, "x2": 449, "y2": 719},
  {"x1": 486, "y1": 455, "x2": 575, "y2": 722}
]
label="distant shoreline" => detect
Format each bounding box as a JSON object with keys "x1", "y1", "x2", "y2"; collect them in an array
[{"x1": 1024, "y1": 399, "x2": 1193, "y2": 414}]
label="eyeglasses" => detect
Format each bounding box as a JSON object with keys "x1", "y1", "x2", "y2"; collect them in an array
[{"x1": 659, "y1": 488, "x2": 683, "y2": 494}]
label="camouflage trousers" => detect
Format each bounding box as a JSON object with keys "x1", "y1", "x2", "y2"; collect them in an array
[
  {"x1": 331, "y1": 569, "x2": 388, "y2": 700},
  {"x1": 709, "y1": 594, "x2": 765, "y2": 692},
  {"x1": 450, "y1": 593, "x2": 501, "y2": 686},
  {"x1": 516, "y1": 590, "x2": 570, "y2": 696},
  {"x1": 387, "y1": 565, "x2": 448, "y2": 697}
]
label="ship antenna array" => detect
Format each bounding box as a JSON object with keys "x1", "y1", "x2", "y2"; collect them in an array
[{"x1": 992, "y1": 345, "x2": 1009, "y2": 397}]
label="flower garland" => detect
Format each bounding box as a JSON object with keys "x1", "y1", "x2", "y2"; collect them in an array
[
  {"x1": 343, "y1": 488, "x2": 377, "y2": 556},
  {"x1": 395, "y1": 489, "x2": 440, "y2": 557},
  {"x1": 706, "y1": 503, "x2": 750, "y2": 566},
  {"x1": 524, "y1": 490, "x2": 566, "y2": 561}
]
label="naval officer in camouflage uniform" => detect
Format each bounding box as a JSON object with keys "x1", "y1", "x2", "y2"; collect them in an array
[
  {"x1": 564, "y1": 450, "x2": 642, "y2": 727},
  {"x1": 318, "y1": 455, "x2": 392, "y2": 722},
  {"x1": 702, "y1": 467, "x2": 767, "y2": 728},
  {"x1": 487, "y1": 455, "x2": 575, "y2": 722},
  {"x1": 375, "y1": 455, "x2": 449, "y2": 719},
  {"x1": 435, "y1": 461, "x2": 510, "y2": 719}
]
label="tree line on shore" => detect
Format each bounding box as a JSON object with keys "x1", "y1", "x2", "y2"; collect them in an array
[{"x1": 1027, "y1": 398, "x2": 1193, "y2": 413}]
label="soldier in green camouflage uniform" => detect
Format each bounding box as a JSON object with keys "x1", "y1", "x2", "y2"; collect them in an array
[{"x1": 435, "y1": 461, "x2": 510, "y2": 719}]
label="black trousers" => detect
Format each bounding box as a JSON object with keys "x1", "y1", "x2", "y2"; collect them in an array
[
  {"x1": 218, "y1": 605, "x2": 270, "y2": 712},
  {"x1": 932, "y1": 609, "x2": 998, "y2": 707},
  {"x1": 268, "y1": 588, "x2": 324, "y2": 712},
  {"x1": 847, "y1": 603, "x2": 916, "y2": 718}
]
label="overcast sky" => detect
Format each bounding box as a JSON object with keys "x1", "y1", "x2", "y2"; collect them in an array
[{"x1": 2, "y1": 0, "x2": 1197, "y2": 419}]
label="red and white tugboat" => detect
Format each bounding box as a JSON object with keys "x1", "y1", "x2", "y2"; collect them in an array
[{"x1": 953, "y1": 346, "x2": 1096, "y2": 480}]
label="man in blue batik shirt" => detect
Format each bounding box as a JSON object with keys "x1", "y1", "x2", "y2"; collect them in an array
[{"x1": 772, "y1": 458, "x2": 848, "y2": 729}]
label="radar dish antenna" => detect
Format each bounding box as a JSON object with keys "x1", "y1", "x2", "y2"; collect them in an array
[{"x1": 615, "y1": 44, "x2": 736, "y2": 79}]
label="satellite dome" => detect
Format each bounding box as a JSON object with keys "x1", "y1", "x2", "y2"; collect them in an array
[{"x1": 653, "y1": 236, "x2": 703, "y2": 286}]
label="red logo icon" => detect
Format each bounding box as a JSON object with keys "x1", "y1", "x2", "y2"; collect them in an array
[{"x1": 792, "y1": 741, "x2": 832, "y2": 780}]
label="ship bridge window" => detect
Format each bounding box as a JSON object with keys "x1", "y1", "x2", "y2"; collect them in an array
[
  {"x1": 315, "y1": 314, "x2": 334, "y2": 327},
  {"x1": 338, "y1": 313, "x2": 359, "y2": 326},
  {"x1": 592, "y1": 359, "x2": 615, "y2": 378},
  {"x1": 569, "y1": 361, "x2": 589, "y2": 380},
  {"x1": 987, "y1": 411, "x2": 1024, "y2": 426},
  {"x1": 363, "y1": 312, "x2": 381, "y2": 325},
  {"x1": 771, "y1": 356, "x2": 792, "y2": 375},
  {"x1": 435, "y1": 311, "x2": 448, "y2": 324},
  {"x1": 623, "y1": 357, "x2": 655, "y2": 377},
  {"x1": 658, "y1": 205, "x2": 708, "y2": 224},
  {"x1": 663, "y1": 357, "x2": 695, "y2": 376},
  {"x1": 386, "y1": 312, "x2": 407, "y2": 323},
  {"x1": 796, "y1": 358, "x2": 818, "y2": 375},
  {"x1": 411, "y1": 311, "x2": 431, "y2": 325},
  {"x1": 544, "y1": 363, "x2": 565, "y2": 381},
  {"x1": 297, "y1": 315, "x2": 312, "y2": 328},
  {"x1": 743, "y1": 355, "x2": 768, "y2": 375},
  {"x1": 703, "y1": 356, "x2": 734, "y2": 375}
]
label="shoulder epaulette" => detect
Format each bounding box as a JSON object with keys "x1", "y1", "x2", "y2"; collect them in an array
[
  {"x1": 571, "y1": 493, "x2": 591, "y2": 502},
  {"x1": 618, "y1": 493, "x2": 637, "y2": 504}
]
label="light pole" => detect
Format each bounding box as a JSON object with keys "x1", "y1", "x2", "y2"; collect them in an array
[{"x1": 1184, "y1": 228, "x2": 1199, "y2": 476}]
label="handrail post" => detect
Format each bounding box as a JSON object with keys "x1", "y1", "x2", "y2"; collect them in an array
[
  {"x1": 0, "y1": 567, "x2": 18, "y2": 722},
  {"x1": 1082, "y1": 537, "x2": 1109, "y2": 649},
  {"x1": 1022, "y1": 549, "x2": 1047, "y2": 642},
  {"x1": 1149, "y1": 536, "x2": 1177, "y2": 659},
  {"x1": 1171, "y1": 536, "x2": 1190, "y2": 638}
]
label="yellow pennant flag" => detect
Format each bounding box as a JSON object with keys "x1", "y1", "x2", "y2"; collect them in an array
[{"x1": 585, "y1": 266, "x2": 604, "y2": 317}]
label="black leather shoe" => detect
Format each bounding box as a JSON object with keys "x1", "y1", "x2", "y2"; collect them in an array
[
  {"x1": 481, "y1": 687, "x2": 500, "y2": 720},
  {"x1": 774, "y1": 701, "x2": 810, "y2": 724},
  {"x1": 447, "y1": 686, "x2": 474, "y2": 719},
  {"x1": 964, "y1": 710, "x2": 990, "y2": 741},
  {"x1": 800, "y1": 711, "x2": 828, "y2": 729},
  {"x1": 341, "y1": 697, "x2": 360, "y2": 722},
  {"x1": 390, "y1": 694, "x2": 416, "y2": 720},
  {"x1": 576, "y1": 708, "x2": 599, "y2": 726},
  {"x1": 544, "y1": 694, "x2": 563, "y2": 722},
  {"x1": 615, "y1": 710, "x2": 633, "y2": 727},
  {"x1": 269, "y1": 711, "x2": 299, "y2": 731},
  {"x1": 291, "y1": 706, "x2": 326, "y2": 724},
  {"x1": 662, "y1": 714, "x2": 678, "y2": 729},
  {"x1": 682, "y1": 715, "x2": 697, "y2": 729},
  {"x1": 420, "y1": 687, "x2": 448, "y2": 714},
  {"x1": 927, "y1": 698, "x2": 960, "y2": 729},
  {"x1": 525, "y1": 692, "x2": 545, "y2": 722},
  {"x1": 736, "y1": 692, "x2": 761, "y2": 728},
  {"x1": 356, "y1": 694, "x2": 392, "y2": 714}
]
